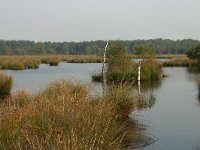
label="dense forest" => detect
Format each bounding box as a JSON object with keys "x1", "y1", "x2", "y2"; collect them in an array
[{"x1": 0, "y1": 39, "x2": 200, "y2": 55}]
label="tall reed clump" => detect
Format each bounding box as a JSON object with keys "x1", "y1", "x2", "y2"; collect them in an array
[
  {"x1": 100, "y1": 84, "x2": 136, "y2": 120},
  {"x1": 0, "y1": 80, "x2": 146, "y2": 149},
  {"x1": 0, "y1": 73, "x2": 13, "y2": 99},
  {"x1": 40, "y1": 55, "x2": 61, "y2": 66},
  {"x1": 106, "y1": 62, "x2": 138, "y2": 84},
  {"x1": 95, "y1": 83, "x2": 149, "y2": 147},
  {"x1": 140, "y1": 59, "x2": 162, "y2": 81}
]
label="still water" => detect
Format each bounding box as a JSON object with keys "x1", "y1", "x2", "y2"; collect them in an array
[
  {"x1": 137, "y1": 67, "x2": 200, "y2": 150},
  {"x1": 5, "y1": 63, "x2": 103, "y2": 94},
  {"x1": 4, "y1": 63, "x2": 200, "y2": 150}
]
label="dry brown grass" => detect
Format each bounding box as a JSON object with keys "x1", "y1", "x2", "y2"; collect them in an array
[
  {"x1": 0, "y1": 73, "x2": 13, "y2": 99},
  {"x1": 0, "y1": 55, "x2": 102, "y2": 70},
  {"x1": 61, "y1": 55, "x2": 102, "y2": 63},
  {"x1": 0, "y1": 80, "x2": 146, "y2": 150},
  {"x1": 162, "y1": 55, "x2": 197, "y2": 67}
]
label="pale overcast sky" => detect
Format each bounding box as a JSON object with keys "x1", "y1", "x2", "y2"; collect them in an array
[{"x1": 0, "y1": 0, "x2": 200, "y2": 42}]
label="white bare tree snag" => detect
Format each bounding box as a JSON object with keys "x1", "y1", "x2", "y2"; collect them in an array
[
  {"x1": 138, "y1": 62, "x2": 141, "y2": 95},
  {"x1": 102, "y1": 41, "x2": 109, "y2": 93},
  {"x1": 138, "y1": 61, "x2": 141, "y2": 81}
]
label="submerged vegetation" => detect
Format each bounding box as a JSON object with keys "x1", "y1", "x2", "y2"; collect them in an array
[
  {"x1": 0, "y1": 80, "x2": 152, "y2": 149},
  {"x1": 0, "y1": 73, "x2": 13, "y2": 99}
]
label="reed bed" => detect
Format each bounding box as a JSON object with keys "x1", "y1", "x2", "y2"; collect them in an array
[
  {"x1": 0, "y1": 55, "x2": 102, "y2": 70},
  {"x1": 162, "y1": 56, "x2": 197, "y2": 67},
  {"x1": 0, "y1": 56, "x2": 40, "y2": 70},
  {"x1": 0, "y1": 80, "x2": 148, "y2": 149},
  {"x1": 140, "y1": 60, "x2": 162, "y2": 81},
  {"x1": 0, "y1": 73, "x2": 13, "y2": 99},
  {"x1": 61, "y1": 55, "x2": 102, "y2": 63}
]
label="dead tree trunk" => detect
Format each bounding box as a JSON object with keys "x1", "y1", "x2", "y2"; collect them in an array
[{"x1": 102, "y1": 41, "x2": 109, "y2": 94}]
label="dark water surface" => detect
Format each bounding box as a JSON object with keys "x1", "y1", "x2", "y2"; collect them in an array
[
  {"x1": 136, "y1": 67, "x2": 200, "y2": 150},
  {"x1": 4, "y1": 63, "x2": 200, "y2": 150}
]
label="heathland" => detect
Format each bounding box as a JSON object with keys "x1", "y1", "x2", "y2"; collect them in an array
[{"x1": 1, "y1": 40, "x2": 200, "y2": 150}]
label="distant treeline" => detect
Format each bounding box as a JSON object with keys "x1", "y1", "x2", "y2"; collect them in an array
[{"x1": 0, "y1": 39, "x2": 200, "y2": 55}]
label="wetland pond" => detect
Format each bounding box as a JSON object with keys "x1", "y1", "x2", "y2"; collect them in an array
[{"x1": 4, "y1": 63, "x2": 200, "y2": 150}]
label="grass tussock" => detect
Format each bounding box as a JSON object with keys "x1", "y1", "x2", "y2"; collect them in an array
[
  {"x1": 0, "y1": 80, "x2": 146, "y2": 149},
  {"x1": 0, "y1": 55, "x2": 102, "y2": 70},
  {"x1": 92, "y1": 73, "x2": 103, "y2": 82},
  {"x1": 0, "y1": 73, "x2": 13, "y2": 99},
  {"x1": 162, "y1": 56, "x2": 197, "y2": 67},
  {"x1": 100, "y1": 84, "x2": 136, "y2": 120},
  {"x1": 141, "y1": 59, "x2": 162, "y2": 81}
]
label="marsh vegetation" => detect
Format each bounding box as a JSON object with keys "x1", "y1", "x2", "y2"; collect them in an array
[
  {"x1": 1, "y1": 42, "x2": 200, "y2": 150},
  {"x1": 0, "y1": 73, "x2": 13, "y2": 99},
  {"x1": 0, "y1": 55, "x2": 102, "y2": 70},
  {"x1": 92, "y1": 41, "x2": 162, "y2": 84},
  {"x1": 0, "y1": 79, "x2": 153, "y2": 149}
]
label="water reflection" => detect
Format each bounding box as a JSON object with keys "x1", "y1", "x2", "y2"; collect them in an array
[
  {"x1": 197, "y1": 78, "x2": 200, "y2": 107},
  {"x1": 4, "y1": 64, "x2": 200, "y2": 150},
  {"x1": 187, "y1": 66, "x2": 200, "y2": 73},
  {"x1": 136, "y1": 79, "x2": 162, "y2": 110},
  {"x1": 140, "y1": 79, "x2": 162, "y2": 91},
  {"x1": 137, "y1": 93, "x2": 156, "y2": 110},
  {"x1": 188, "y1": 67, "x2": 200, "y2": 107},
  {"x1": 197, "y1": 91, "x2": 200, "y2": 107}
]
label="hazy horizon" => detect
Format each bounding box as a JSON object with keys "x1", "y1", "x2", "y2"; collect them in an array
[
  {"x1": 1, "y1": 0, "x2": 200, "y2": 42},
  {"x1": 1, "y1": 38, "x2": 200, "y2": 43}
]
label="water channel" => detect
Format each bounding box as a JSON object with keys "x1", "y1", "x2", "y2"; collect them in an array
[{"x1": 4, "y1": 63, "x2": 200, "y2": 150}]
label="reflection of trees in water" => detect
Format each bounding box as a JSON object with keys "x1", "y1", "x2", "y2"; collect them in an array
[
  {"x1": 136, "y1": 79, "x2": 162, "y2": 110},
  {"x1": 197, "y1": 90, "x2": 200, "y2": 107},
  {"x1": 188, "y1": 67, "x2": 200, "y2": 108},
  {"x1": 188, "y1": 67, "x2": 200, "y2": 106},
  {"x1": 141, "y1": 79, "x2": 162, "y2": 92},
  {"x1": 102, "y1": 79, "x2": 162, "y2": 110},
  {"x1": 137, "y1": 93, "x2": 156, "y2": 110},
  {"x1": 187, "y1": 66, "x2": 200, "y2": 74}
]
